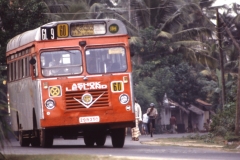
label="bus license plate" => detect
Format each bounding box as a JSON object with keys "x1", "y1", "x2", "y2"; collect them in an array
[{"x1": 79, "y1": 116, "x2": 100, "y2": 123}]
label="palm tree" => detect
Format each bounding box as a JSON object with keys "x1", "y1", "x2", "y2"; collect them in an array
[
  {"x1": 42, "y1": 0, "x2": 90, "y2": 21},
  {"x1": 130, "y1": 1, "x2": 218, "y2": 68}
]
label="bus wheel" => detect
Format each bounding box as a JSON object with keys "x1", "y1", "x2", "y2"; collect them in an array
[
  {"x1": 111, "y1": 128, "x2": 125, "y2": 148},
  {"x1": 83, "y1": 131, "x2": 95, "y2": 147},
  {"x1": 31, "y1": 130, "x2": 40, "y2": 147},
  {"x1": 95, "y1": 132, "x2": 106, "y2": 147},
  {"x1": 40, "y1": 129, "x2": 53, "y2": 148},
  {"x1": 19, "y1": 130, "x2": 30, "y2": 147}
]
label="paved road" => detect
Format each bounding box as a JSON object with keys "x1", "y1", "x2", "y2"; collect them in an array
[{"x1": 2, "y1": 133, "x2": 240, "y2": 160}]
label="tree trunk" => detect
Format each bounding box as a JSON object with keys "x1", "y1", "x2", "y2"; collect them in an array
[
  {"x1": 217, "y1": 9, "x2": 240, "y2": 136},
  {"x1": 216, "y1": 9, "x2": 226, "y2": 109},
  {"x1": 236, "y1": 57, "x2": 240, "y2": 136}
]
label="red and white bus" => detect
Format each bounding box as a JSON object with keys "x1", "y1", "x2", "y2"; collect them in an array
[{"x1": 6, "y1": 19, "x2": 135, "y2": 148}]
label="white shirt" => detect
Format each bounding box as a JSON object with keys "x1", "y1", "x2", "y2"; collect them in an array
[
  {"x1": 142, "y1": 113, "x2": 149, "y2": 123},
  {"x1": 135, "y1": 103, "x2": 142, "y2": 121}
]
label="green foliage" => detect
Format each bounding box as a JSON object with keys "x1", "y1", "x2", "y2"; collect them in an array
[
  {"x1": 134, "y1": 60, "x2": 207, "y2": 110},
  {"x1": 0, "y1": 0, "x2": 50, "y2": 63},
  {"x1": 170, "y1": 63, "x2": 207, "y2": 104},
  {"x1": 211, "y1": 102, "x2": 236, "y2": 137},
  {"x1": 134, "y1": 80, "x2": 157, "y2": 112},
  {"x1": 0, "y1": 86, "x2": 11, "y2": 149}
]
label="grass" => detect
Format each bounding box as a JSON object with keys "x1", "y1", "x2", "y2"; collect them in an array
[{"x1": 141, "y1": 133, "x2": 240, "y2": 152}]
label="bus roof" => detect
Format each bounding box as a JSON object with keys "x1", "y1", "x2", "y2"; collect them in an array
[{"x1": 6, "y1": 19, "x2": 128, "y2": 53}]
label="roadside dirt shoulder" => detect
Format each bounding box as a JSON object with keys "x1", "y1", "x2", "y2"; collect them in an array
[{"x1": 141, "y1": 137, "x2": 240, "y2": 152}]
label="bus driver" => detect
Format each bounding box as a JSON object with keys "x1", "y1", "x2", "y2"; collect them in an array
[{"x1": 49, "y1": 54, "x2": 63, "y2": 75}]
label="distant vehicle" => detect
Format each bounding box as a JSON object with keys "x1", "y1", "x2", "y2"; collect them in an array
[{"x1": 6, "y1": 19, "x2": 135, "y2": 148}]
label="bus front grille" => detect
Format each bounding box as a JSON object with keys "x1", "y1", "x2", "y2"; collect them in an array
[{"x1": 65, "y1": 89, "x2": 109, "y2": 110}]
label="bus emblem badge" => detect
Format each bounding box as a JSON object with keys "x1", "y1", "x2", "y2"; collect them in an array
[
  {"x1": 73, "y1": 92, "x2": 105, "y2": 109},
  {"x1": 82, "y1": 93, "x2": 93, "y2": 104}
]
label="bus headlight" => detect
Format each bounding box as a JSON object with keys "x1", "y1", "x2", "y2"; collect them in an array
[
  {"x1": 45, "y1": 99, "x2": 55, "y2": 110},
  {"x1": 119, "y1": 94, "x2": 129, "y2": 104}
]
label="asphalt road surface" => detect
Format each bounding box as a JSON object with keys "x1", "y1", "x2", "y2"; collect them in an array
[{"x1": 2, "y1": 133, "x2": 240, "y2": 160}]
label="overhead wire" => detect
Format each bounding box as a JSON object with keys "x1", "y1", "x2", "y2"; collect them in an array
[{"x1": 41, "y1": 0, "x2": 228, "y2": 15}]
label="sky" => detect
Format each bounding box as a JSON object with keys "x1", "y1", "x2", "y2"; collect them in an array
[
  {"x1": 212, "y1": 0, "x2": 240, "y2": 6},
  {"x1": 211, "y1": 0, "x2": 240, "y2": 17}
]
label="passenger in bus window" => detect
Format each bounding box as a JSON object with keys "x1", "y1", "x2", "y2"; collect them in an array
[
  {"x1": 88, "y1": 62, "x2": 97, "y2": 73},
  {"x1": 49, "y1": 54, "x2": 61, "y2": 66},
  {"x1": 49, "y1": 54, "x2": 63, "y2": 75}
]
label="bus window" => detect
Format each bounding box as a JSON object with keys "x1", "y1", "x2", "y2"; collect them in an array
[
  {"x1": 18, "y1": 59, "x2": 22, "y2": 78},
  {"x1": 26, "y1": 56, "x2": 30, "y2": 77},
  {"x1": 33, "y1": 56, "x2": 38, "y2": 77},
  {"x1": 41, "y1": 49, "x2": 82, "y2": 76},
  {"x1": 21, "y1": 59, "x2": 24, "y2": 78},
  {"x1": 7, "y1": 64, "x2": 11, "y2": 81},
  {"x1": 86, "y1": 47, "x2": 127, "y2": 74},
  {"x1": 13, "y1": 62, "x2": 16, "y2": 80}
]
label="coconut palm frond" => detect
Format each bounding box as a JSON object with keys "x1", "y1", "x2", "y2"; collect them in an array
[
  {"x1": 47, "y1": 4, "x2": 69, "y2": 13},
  {"x1": 200, "y1": 69, "x2": 212, "y2": 76},
  {"x1": 129, "y1": 36, "x2": 142, "y2": 46},
  {"x1": 200, "y1": 0, "x2": 216, "y2": 9},
  {"x1": 156, "y1": 31, "x2": 173, "y2": 40},
  {"x1": 201, "y1": 15, "x2": 216, "y2": 31},
  {"x1": 173, "y1": 27, "x2": 213, "y2": 40},
  {"x1": 67, "y1": 2, "x2": 90, "y2": 20},
  {"x1": 154, "y1": 0, "x2": 185, "y2": 25},
  {"x1": 89, "y1": 3, "x2": 108, "y2": 19},
  {"x1": 132, "y1": 0, "x2": 150, "y2": 28},
  {"x1": 196, "y1": 51, "x2": 219, "y2": 69},
  {"x1": 224, "y1": 60, "x2": 239, "y2": 73},
  {"x1": 172, "y1": 41, "x2": 210, "y2": 49},
  {"x1": 184, "y1": 48, "x2": 198, "y2": 64},
  {"x1": 161, "y1": 3, "x2": 209, "y2": 33},
  {"x1": 233, "y1": 14, "x2": 240, "y2": 31},
  {"x1": 161, "y1": 12, "x2": 185, "y2": 33}
]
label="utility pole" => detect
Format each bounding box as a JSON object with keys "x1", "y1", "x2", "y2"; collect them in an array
[{"x1": 216, "y1": 9, "x2": 226, "y2": 109}]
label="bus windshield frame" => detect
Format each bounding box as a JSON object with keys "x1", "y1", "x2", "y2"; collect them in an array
[
  {"x1": 41, "y1": 49, "x2": 82, "y2": 77},
  {"x1": 85, "y1": 46, "x2": 127, "y2": 74}
]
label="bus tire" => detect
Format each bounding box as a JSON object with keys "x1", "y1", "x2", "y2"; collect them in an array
[
  {"x1": 95, "y1": 133, "x2": 106, "y2": 147},
  {"x1": 19, "y1": 130, "x2": 30, "y2": 147},
  {"x1": 111, "y1": 128, "x2": 125, "y2": 148},
  {"x1": 40, "y1": 129, "x2": 53, "y2": 148},
  {"x1": 31, "y1": 137, "x2": 40, "y2": 147},
  {"x1": 31, "y1": 130, "x2": 40, "y2": 147},
  {"x1": 31, "y1": 108, "x2": 40, "y2": 147},
  {"x1": 83, "y1": 131, "x2": 95, "y2": 147}
]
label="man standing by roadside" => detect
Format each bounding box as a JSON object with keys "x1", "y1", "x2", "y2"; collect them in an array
[
  {"x1": 170, "y1": 115, "x2": 177, "y2": 134},
  {"x1": 131, "y1": 99, "x2": 142, "y2": 141}
]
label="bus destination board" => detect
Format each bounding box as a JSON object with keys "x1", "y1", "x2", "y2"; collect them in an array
[{"x1": 70, "y1": 23, "x2": 106, "y2": 36}]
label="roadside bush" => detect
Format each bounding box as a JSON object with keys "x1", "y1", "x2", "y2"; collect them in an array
[{"x1": 210, "y1": 102, "x2": 235, "y2": 138}]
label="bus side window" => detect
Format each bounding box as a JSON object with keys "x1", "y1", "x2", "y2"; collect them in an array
[
  {"x1": 29, "y1": 56, "x2": 38, "y2": 77},
  {"x1": 34, "y1": 56, "x2": 38, "y2": 77}
]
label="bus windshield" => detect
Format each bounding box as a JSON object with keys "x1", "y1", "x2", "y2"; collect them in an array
[
  {"x1": 86, "y1": 47, "x2": 127, "y2": 74},
  {"x1": 41, "y1": 49, "x2": 82, "y2": 76}
]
